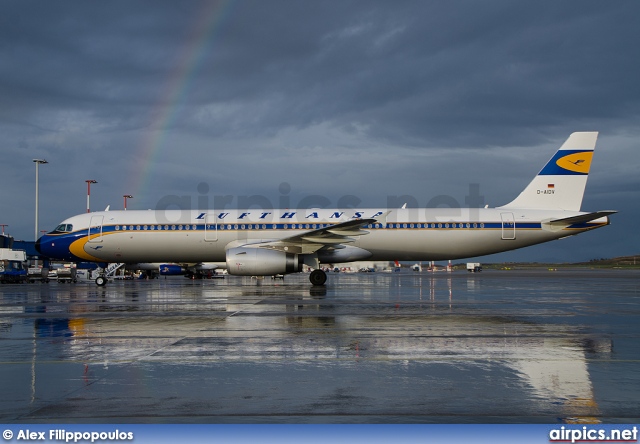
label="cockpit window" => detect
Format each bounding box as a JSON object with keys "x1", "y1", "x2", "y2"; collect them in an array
[{"x1": 50, "y1": 224, "x2": 73, "y2": 234}]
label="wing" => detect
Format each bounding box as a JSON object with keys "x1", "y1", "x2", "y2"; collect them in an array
[{"x1": 247, "y1": 218, "x2": 379, "y2": 255}]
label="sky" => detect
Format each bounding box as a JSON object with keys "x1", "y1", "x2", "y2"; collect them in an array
[{"x1": 1, "y1": 0, "x2": 639, "y2": 263}]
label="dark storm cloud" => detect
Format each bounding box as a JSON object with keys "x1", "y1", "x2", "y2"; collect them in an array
[
  {"x1": 1, "y1": 2, "x2": 184, "y2": 127},
  {"x1": 2, "y1": 1, "x2": 639, "y2": 141},
  {"x1": 0, "y1": 0, "x2": 638, "y2": 261},
  {"x1": 174, "y1": 1, "x2": 640, "y2": 146}
]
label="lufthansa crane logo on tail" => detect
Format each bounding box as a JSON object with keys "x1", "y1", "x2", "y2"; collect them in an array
[
  {"x1": 539, "y1": 150, "x2": 593, "y2": 175},
  {"x1": 555, "y1": 152, "x2": 593, "y2": 174}
]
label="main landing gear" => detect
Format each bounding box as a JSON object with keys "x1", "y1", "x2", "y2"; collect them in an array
[{"x1": 309, "y1": 269, "x2": 327, "y2": 286}]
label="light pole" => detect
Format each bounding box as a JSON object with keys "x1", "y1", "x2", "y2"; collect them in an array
[
  {"x1": 33, "y1": 159, "x2": 48, "y2": 241},
  {"x1": 85, "y1": 180, "x2": 97, "y2": 213},
  {"x1": 33, "y1": 159, "x2": 48, "y2": 269},
  {"x1": 123, "y1": 195, "x2": 133, "y2": 210}
]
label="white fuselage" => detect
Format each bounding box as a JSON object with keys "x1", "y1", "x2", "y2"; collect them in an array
[{"x1": 38, "y1": 207, "x2": 609, "y2": 264}]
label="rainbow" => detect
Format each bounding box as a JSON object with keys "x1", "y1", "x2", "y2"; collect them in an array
[{"x1": 130, "y1": 0, "x2": 235, "y2": 207}]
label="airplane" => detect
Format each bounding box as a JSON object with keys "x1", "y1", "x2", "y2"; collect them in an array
[{"x1": 36, "y1": 132, "x2": 615, "y2": 286}]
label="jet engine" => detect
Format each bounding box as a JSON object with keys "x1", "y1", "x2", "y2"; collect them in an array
[{"x1": 226, "y1": 247, "x2": 302, "y2": 276}]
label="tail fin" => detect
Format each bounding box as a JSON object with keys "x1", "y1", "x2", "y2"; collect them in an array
[{"x1": 499, "y1": 132, "x2": 598, "y2": 211}]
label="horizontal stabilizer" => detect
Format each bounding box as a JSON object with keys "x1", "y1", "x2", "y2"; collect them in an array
[{"x1": 548, "y1": 210, "x2": 617, "y2": 226}]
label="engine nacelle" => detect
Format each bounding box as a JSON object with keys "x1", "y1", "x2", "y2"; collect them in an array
[{"x1": 226, "y1": 247, "x2": 302, "y2": 276}]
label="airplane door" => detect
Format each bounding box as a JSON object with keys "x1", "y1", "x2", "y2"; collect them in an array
[
  {"x1": 500, "y1": 212, "x2": 516, "y2": 240},
  {"x1": 204, "y1": 214, "x2": 217, "y2": 241},
  {"x1": 88, "y1": 215, "x2": 104, "y2": 243}
]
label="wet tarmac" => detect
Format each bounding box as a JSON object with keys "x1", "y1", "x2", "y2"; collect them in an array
[{"x1": 0, "y1": 269, "x2": 639, "y2": 423}]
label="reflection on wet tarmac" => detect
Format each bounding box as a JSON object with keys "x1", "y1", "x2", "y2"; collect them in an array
[{"x1": 0, "y1": 270, "x2": 638, "y2": 423}]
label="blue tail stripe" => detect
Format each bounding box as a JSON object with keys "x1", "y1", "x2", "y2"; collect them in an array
[{"x1": 538, "y1": 150, "x2": 589, "y2": 176}]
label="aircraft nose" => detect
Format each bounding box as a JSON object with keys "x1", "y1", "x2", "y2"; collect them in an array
[
  {"x1": 34, "y1": 233, "x2": 78, "y2": 262},
  {"x1": 35, "y1": 234, "x2": 57, "y2": 260}
]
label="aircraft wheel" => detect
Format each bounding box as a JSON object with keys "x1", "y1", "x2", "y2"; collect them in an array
[
  {"x1": 309, "y1": 269, "x2": 327, "y2": 286},
  {"x1": 95, "y1": 276, "x2": 107, "y2": 286}
]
